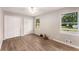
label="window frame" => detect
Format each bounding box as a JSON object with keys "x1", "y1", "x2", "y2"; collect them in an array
[{"x1": 60, "y1": 12, "x2": 79, "y2": 36}]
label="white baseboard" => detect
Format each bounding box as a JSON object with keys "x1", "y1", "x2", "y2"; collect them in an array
[
  {"x1": 34, "y1": 33, "x2": 79, "y2": 49},
  {"x1": 51, "y1": 38, "x2": 79, "y2": 49}
]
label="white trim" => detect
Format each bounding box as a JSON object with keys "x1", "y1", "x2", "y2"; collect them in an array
[
  {"x1": 51, "y1": 38, "x2": 79, "y2": 49},
  {"x1": 35, "y1": 33, "x2": 79, "y2": 49},
  {"x1": 60, "y1": 31, "x2": 79, "y2": 36}
]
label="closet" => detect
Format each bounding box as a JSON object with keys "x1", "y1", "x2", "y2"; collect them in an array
[{"x1": 3, "y1": 14, "x2": 33, "y2": 40}]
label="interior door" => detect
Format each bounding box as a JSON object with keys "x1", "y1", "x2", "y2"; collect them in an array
[{"x1": 4, "y1": 15, "x2": 22, "y2": 40}]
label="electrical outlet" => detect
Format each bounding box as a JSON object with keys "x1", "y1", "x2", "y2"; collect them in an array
[
  {"x1": 70, "y1": 40, "x2": 72, "y2": 44},
  {"x1": 66, "y1": 40, "x2": 68, "y2": 43},
  {"x1": 65, "y1": 40, "x2": 71, "y2": 44}
]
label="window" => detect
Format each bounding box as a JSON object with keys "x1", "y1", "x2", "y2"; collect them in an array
[
  {"x1": 36, "y1": 18, "x2": 40, "y2": 29},
  {"x1": 61, "y1": 12, "x2": 79, "y2": 32}
]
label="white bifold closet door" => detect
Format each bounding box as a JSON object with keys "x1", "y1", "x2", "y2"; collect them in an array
[
  {"x1": 24, "y1": 17, "x2": 33, "y2": 35},
  {"x1": 4, "y1": 15, "x2": 22, "y2": 40}
]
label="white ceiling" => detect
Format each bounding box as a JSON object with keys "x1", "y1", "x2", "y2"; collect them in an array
[{"x1": 2, "y1": 7, "x2": 63, "y2": 16}]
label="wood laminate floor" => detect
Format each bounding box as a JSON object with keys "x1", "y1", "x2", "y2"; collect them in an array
[{"x1": 1, "y1": 34, "x2": 79, "y2": 51}]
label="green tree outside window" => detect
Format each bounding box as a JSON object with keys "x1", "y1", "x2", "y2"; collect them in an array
[
  {"x1": 36, "y1": 18, "x2": 40, "y2": 29},
  {"x1": 61, "y1": 12, "x2": 78, "y2": 32}
]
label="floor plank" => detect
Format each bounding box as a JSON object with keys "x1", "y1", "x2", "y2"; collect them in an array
[{"x1": 1, "y1": 34, "x2": 79, "y2": 51}]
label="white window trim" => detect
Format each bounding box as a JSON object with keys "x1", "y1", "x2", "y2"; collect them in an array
[{"x1": 60, "y1": 12, "x2": 79, "y2": 36}]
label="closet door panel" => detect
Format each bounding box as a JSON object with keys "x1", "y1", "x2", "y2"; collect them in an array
[
  {"x1": 4, "y1": 15, "x2": 21, "y2": 39},
  {"x1": 24, "y1": 17, "x2": 33, "y2": 35}
]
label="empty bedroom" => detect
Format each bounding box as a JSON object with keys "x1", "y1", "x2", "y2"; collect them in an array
[{"x1": 0, "y1": 7, "x2": 79, "y2": 51}]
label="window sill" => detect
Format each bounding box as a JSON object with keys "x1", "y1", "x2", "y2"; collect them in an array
[{"x1": 60, "y1": 31, "x2": 79, "y2": 36}]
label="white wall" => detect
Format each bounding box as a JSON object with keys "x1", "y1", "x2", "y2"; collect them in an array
[
  {"x1": 0, "y1": 8, "x2": 3, "y2": 49},
  {"x1": 34, "y1": 7, "x2": 79, "y2": 48}
]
